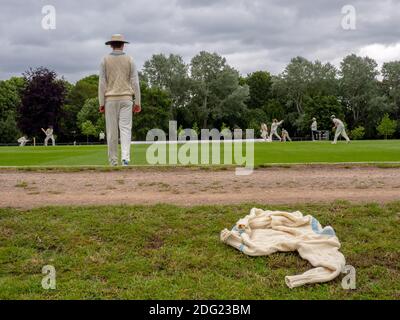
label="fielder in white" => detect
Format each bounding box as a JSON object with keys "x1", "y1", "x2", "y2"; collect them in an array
[
  {"x1": 41, "y1": 126, "x2": 55, "y2": 146},
  {"x1": 260, "y1": 123, "x2": 269, "y2": 141},
  {"x1": 269, "y1": 119, "x2": 284, "y2": 141},
  {"x1": 281, "y1": 128, "x2": 292, "y2": 142},
  {"x1": 311, "y1": 117, "x2": 318, "y2": 141},
  {"x1": 98, "y1": 34, "x2": 141, "y2": 166},
  {"x1": 17, "y1": 136, "x2": 30, "y2": 146},
  {"x1": 331, "y1": 115, "x2": 350, "y2": 144},
  {"x1": 99, "y1": 131, "x2": 105, "y2": 144}
]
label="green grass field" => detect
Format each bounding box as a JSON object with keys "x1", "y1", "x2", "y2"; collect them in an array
[
  {"x1": 0, "y1": 140, "x2": 399, "y2": 167},
  {"x1": 1, "y1": 202, "x2": 399, "y2": 299}
]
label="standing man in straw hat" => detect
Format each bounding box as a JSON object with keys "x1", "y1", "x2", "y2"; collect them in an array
[
  {"x1": 311, "y1": 117, "x2": 318, "y2": 141},
  {"x1": 98, "y1": 34, "x2": 141, "y2": 166}
]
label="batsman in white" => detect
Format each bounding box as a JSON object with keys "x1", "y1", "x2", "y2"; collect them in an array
[
  {"x1": 41, "y1": 126, "x2": 55, "y2": 146},
  {"x1": 269, "y1": 119, "x2": 284, "y2": 141},
  {"x1": 98, "y1": 34, "x2": 141, "y2": 166},
  {"x1": 331, "y1": 115, "x2": 350, "y2": 144}
]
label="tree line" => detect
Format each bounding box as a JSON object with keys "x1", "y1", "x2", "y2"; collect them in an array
[{"x1": 0, "y1": 51, "x2": 399, "y2": 144}]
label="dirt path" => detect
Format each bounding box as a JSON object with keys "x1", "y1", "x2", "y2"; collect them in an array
[{"x1": 1, "y1": 167, "x2": 400, "y2": 208}]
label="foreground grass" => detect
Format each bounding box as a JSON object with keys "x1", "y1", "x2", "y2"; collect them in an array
[
  {"x1": 0, "y1": 202, "x2": 399, "y2": 300},
  {"x1": 0, "y1": 140, "x2": 399, "y2": 167}
]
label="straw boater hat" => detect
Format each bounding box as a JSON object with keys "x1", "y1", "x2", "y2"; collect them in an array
[{"x1": 105, "y1": 34, "x2": 129, "y2": 45}]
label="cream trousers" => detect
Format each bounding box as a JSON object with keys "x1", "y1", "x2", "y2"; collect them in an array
[{"x1": 105, "y1": 100, "x2": 133, "y2": 164}]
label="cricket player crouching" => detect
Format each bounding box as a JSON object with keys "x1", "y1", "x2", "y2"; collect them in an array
[
  {"x1": 98, "y1": 34, "x2": 141, "y2": 166},
  {"x1": 331, "y1": 115, "x2": 350, "y2": 144}
]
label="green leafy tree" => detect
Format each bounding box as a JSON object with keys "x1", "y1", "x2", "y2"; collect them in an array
[
  {"x1": 77, "y1": 98, "x2": 104, "y2": 133},
  {"x1": 340, "y1": 54, "x2": 379, "y2": 126},
  {"x1": 192, "y1": 122, "x2": 199, "y2": 137},
  {"x1": 189, "y1": 51, "x2": 249, "y2": 128},
  {"x1": 17, "y1": 67, "x2": 66, "y2": 139},
  {"x1": 300, "y1": 96, "x2": 344, "y2": 136},
  {"x1": 68, "y1": 75, "x2": 99, "y2": 108},
  {"x1": 143, "y1": 54, "x2": 190, "y2": 119},
  {"x1": 245, "y1": 71, "x2": 272, "y2": 109},
  {"x1": 81, "y1": 120, "x2": 97, "y2": 143},
  {"x1": 275, "y1": 57, "x2": 312, "y2": 114},
  {"x1": 132, "y1": 83, "x2": 172, "y2": 141},
  {"x1": 382, "y1": 61, "x2": 400, "y2": 117},
  {"x1": 274, "y1": 57, "x2": 338, "y2": 116},
  {"x1": 243, "y1": 109, "x2": 267, "y2": 138},
  {"x1": 263, "y1": 99, "x2": 285, "y2": 122},
  {"x1": 60, "y1": 75, "x2": 99, "y2": 142},
  {"x1": 377, "y1": 114, "x2": 397, "y2": 139},
  {"x1": 0, "y1": 77, "x2": 25, "y2": 143}
]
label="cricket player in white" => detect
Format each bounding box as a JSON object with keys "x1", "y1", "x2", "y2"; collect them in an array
[
  {"x1": 41, "y1": 126, "x2": 55, "y2": 146},
  {"x1": 17, "y1": 136, "x2": 30, "y2": 146},
  {"x1": 260, "y1": 123, "x2": 269, "y2": 141},
  {"x1": 281, "y1": 128, "x2": 292, "y2": 142},
  {"x1": 311, "y1": 117, "x2": 318, "y2": 141},
  {"x1": 331, "y1": 115, "x2": 350, "y2": 144},
  {"x1": 98, "y1": 34, "x2": 141, "y2": 166},
  {"x1": 269, "y1": 119, "x2": 284, "y2": 141},
  {"x1": 99, "y1": 131, "x2": 105, "y2": 143}
]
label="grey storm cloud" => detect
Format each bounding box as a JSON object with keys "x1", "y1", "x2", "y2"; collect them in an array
[{"x1": 1, "y1": 0, "x2": 399, "y2": 82}]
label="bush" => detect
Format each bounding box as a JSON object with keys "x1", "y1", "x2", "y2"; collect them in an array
[{"x1": 350, "y1": 126, "x2": 365, "y2": 140}]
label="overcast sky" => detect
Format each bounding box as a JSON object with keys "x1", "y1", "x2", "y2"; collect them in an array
[{"x1": 1, "y1": 0, "x2": 399, "y2": 82}]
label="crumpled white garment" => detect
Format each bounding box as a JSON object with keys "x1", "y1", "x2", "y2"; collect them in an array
[{"x1": 220, "y1": 208, "x2": 346, "y2": 288}]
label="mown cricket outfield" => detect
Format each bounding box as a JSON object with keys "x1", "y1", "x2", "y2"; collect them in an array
[{"x1": 0, "y1": 140, "x2": 399, "y2": 167}]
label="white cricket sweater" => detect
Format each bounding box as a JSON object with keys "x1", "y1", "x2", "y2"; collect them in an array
[
  {"x1": 221, "y1": 208, "x2": 346, "y2": 288},
  {"x1": 98, "y1": 50, "x2": 141, "y2": 107},
  {"x1": 271, "y1": 121, "x2": 283, "y2": 133}
]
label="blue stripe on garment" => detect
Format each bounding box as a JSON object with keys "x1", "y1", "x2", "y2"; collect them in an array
[
  {"x1": 110, "y1": 51, "x2": 126, "y2": 56},
  {"x1": 311, "y1": 217, "x2": 336, "y2": 237}
]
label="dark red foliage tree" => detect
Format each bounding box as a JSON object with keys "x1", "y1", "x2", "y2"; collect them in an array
[{"x1": 17, "y1": 67, "x2": 66, "y2": 138}]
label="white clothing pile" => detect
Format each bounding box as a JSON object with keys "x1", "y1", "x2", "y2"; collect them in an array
[{"x1": 220, "y1": 208, "x2": 346, "y2": 288}]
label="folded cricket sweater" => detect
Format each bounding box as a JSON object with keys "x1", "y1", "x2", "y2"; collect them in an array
[{"x1": 220, "y1": 208, "x2": 346, "y2": 288}]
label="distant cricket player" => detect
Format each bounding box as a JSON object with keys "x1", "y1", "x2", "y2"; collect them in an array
[
  {"x1": 281, "y1": 128, "x2": 292, "y2": 142},
  {"x1": 17, "y1": 135, "x2": 30, "y2": 147},
  {"x1": 41, "y1": 126, "x2": 55, "y2": 146},
  {"x1": 99, "y1": 131, "x2": 105, "y2": 144},
  {"x1": 98, "y1": 34, "x2": 141, "y2": 166},
  {"x1": 331, "y1": 115, "x2": 350, "y2": 144},
  {"x1": 311, "y1": 117, "x2": 318, "y2": 141},
  {"x1": 269, "y1": 119, "x2": 284, "y2": 141},
  {"x1": 260, "y1": 123, "x2": 269, "y2": 141}
]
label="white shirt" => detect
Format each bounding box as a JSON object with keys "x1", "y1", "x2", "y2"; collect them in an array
[
  {"x1": 271, "y1": 121, "x2": 283, "y2": 132},
  {"x1": 311, "y1": 121, "x2": 317, "y2": 131},
  {"x1": 333, "y1": 118, "x2": 344, "y2": 127}
]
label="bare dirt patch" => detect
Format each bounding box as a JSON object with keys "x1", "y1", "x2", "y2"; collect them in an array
[{"x1": 1, "y1": 166, "x2": 400, "y2": 208}]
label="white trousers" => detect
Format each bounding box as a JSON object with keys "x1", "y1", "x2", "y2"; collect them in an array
[
  {"x1": 105, "y1": 100, "x2": 133, "y2": 164},
  {"x1": 334, "y1": 125, "x2": 350, "y2": 143},
  {"x1": 269, "y1": 130, "x2": 281, "y2": 141},
  {"x1": 261, "y1": 130, "x2": 268, "y2": 140},
  {"x1": 44, "y1": 135, "x2": 55, "y2": 146}
]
